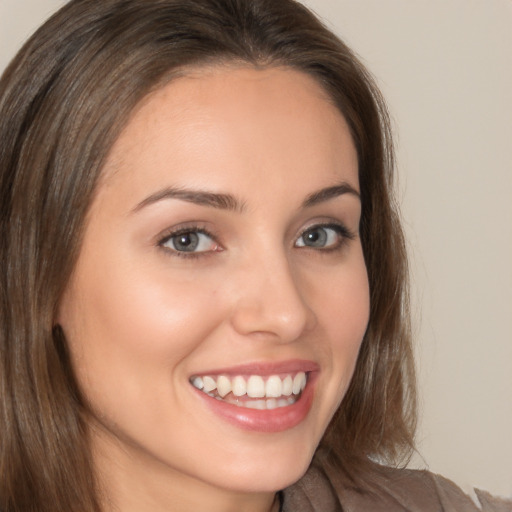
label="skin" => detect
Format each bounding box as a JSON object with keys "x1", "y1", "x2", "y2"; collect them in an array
[{"x1": 57, "y1": 66, "x2": 370, "y2": 512}]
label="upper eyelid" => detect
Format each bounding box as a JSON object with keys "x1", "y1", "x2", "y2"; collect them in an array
[
  {"x1": 297, "y1": 221, "x2": 356, "y2": 239},
  {"x1": 157, "y1": 224, "x2": 218, "y2": 244}
]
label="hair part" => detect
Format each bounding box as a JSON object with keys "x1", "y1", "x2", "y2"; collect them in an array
[{"x1": 0, "y1": 0, "x2": 416, "y2": 509}]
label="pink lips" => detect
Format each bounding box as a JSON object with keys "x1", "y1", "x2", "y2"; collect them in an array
[
  {"x1": 192, "y1": 359, "x2": 319, "y2": 378},
  {"x1": 190, "y1": 359, "x2": 319, "y2": 432}
]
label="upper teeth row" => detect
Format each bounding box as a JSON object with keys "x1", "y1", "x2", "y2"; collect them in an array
[{"x1": 191, "y1": 372, "x2": 307, "y2": 399}]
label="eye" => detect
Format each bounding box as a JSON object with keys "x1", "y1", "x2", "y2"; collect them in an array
[
  {"x1": 295, "y1": 224, "x2": 353, "y2": 250},
  {"x1": 160, "y1": 229, "x2": 219, "y2": 254}
]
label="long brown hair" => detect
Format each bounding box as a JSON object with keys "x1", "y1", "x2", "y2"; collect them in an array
[{"x1": 0, "y1": 0, "x2": 415, "y2": 510}]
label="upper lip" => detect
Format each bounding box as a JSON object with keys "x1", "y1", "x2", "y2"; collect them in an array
[{"x1": 191, "y1": 359, "x2": 319, "y2": 377}]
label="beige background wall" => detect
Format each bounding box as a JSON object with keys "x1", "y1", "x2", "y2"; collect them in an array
[{"x1": 1, "y1": 0, "x2": 511, "y2": 499}]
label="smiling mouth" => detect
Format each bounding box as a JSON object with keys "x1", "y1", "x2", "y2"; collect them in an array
[{"x1": 190, "y1": 372, "x2": 308, "y2": 410}]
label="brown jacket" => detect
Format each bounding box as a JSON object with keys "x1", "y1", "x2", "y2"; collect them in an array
[{"x1": 282, "y1": 462, "x2": 512, "y2": 511}]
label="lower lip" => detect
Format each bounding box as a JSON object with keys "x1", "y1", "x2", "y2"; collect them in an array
[{"x1": 192, "y1": 373, "x2": 317, "y2": 433}]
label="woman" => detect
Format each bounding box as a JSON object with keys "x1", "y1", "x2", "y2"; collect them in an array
[{"x1": 0, "y1": 1, "x2": 508, "y2": 511}]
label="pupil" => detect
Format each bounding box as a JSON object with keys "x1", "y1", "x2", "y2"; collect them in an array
[
  {"x1": 173, "y1": 232, "x2": 199, "y2": 251},
  {"x1": 305, "y1": 228, "x2": 326, "y2": 247}
]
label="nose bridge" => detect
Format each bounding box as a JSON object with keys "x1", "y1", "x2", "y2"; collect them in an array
[{"x1": 230, "y1": 245, "x2": 316, "y2": 341}]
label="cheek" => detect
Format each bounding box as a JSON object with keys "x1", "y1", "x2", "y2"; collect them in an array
[
  {"x1": 315, "y1": 254, "x2": 369, "y2": 345},
  {"x1": 313, "y1": 254, "x2": 370, "y2": 395},
  {"x1": 58, "y1": 253, "x2": 227, "y2": 403}
]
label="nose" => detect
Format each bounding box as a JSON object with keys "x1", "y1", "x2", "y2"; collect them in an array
[{"x1": 229, "y1": 253, "x2": 317, "y2": 342}]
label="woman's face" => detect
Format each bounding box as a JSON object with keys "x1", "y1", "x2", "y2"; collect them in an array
[{"x1": 58, "y1": 66, "x2": 369, "y2": 502}]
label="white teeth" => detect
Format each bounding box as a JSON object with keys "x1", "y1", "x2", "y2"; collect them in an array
[
  {"x1": 190, "y1": 371, "x2": 309, "y2": 407},
  {"x1": 282, "y1": 375, "x2": 293, "y2": 396},
  {"x1": 266, "y1": 398, "x2": 278, "y2": 410},
  {"x1": 292, "y1": 372, "x2": 306, "y2": 395},
  {"x1": 247, "y1": 375, "x2": 265, "y2": 398},
  {"x1": 265, "y1": 375, "x2": 282, "y2": 398},
  {"x1": 232, "y1": 375, "x2": 246, "y2": 396},
  {"x1": 245, "y1": 400, "x2": 266, "y2": 410},
  {"x1": 191, "y1": 376, "x2": 204, "y2": 390},
  {"x1": 216, "y1": 375, "x2": 231, "y2": 398},
  {"x1": 241, "y1": 398, "x2": 293, "y2": 410},
  {"x1": 203, "y1": 376, "x2": 216, "y2": 393}
]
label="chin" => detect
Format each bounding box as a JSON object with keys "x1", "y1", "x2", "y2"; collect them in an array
[{"x1": 201, "y1": 439, "x2": 317, "y2": 493}]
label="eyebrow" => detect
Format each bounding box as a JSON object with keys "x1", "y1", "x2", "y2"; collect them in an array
[
  {"x1": 132, "y1": 187, "x2": 244, "y2": 213},
  {"x1": 302, "y1": 182, "x2": 360, "y2": 208},
  {"x1": 132, "y1": 181, "x2": 360, "y2": 213}
]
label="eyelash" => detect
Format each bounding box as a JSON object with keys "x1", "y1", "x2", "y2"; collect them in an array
[{"x1": 157, "y1": 222, "x2": 356, "y2": 259}]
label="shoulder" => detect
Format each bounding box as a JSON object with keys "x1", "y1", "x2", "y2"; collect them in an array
[{"x1": 283, "y1": 461, "x2": 512, "y2": 512}]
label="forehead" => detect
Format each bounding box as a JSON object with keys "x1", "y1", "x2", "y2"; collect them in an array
[{"x1": 100, "y1": 65, "x2": 358, "y2": 203}]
